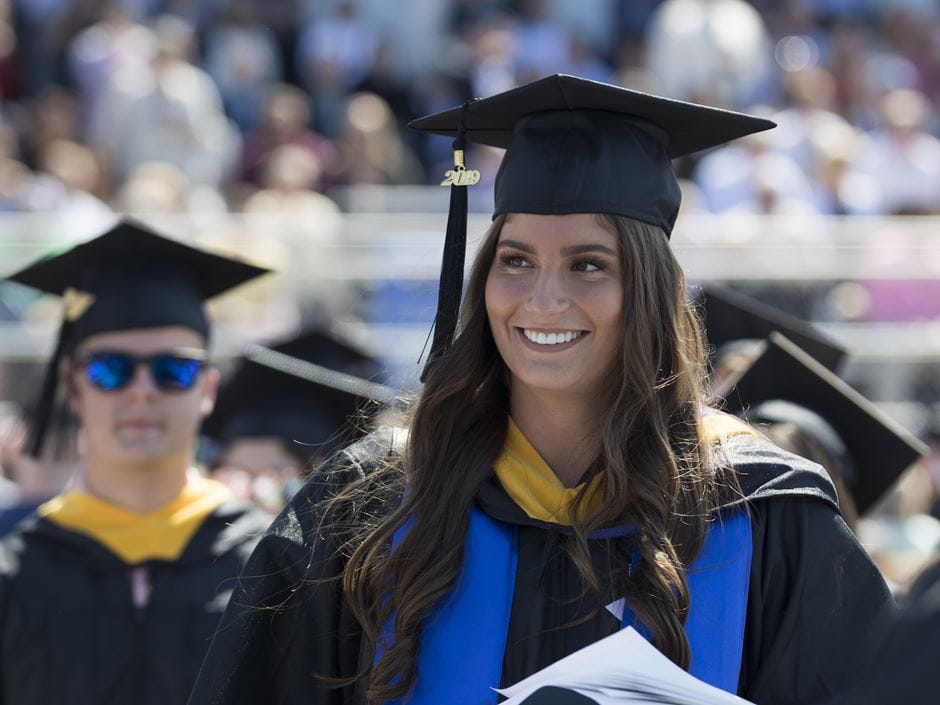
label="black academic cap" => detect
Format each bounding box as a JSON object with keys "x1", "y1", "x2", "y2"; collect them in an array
[
  {"x1": 696, "y1": 285, "x2": 847, "y2": 373},
  {"x1": 723, "y1": 332, "x2": 927, "y2": 514},
  {"x1": 203, "y1": 329, "x2": 377, "y2": 464},
  {"x1": 7, "y1": 218, "x2": 269, "y2": 342},
  {"x1": 407, "y1": 74, "x2": 774, "y2": 378},
  {"x1": 409, "y1": 74, "x2": 775, "y2": 232},
  {"x1": 4, "y1": 217, "x2": 270, "y2": 457}
]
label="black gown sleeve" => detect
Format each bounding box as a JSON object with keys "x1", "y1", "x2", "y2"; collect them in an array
[
  {"x1": 186, "y1": 450, "x2": 379, "y2": 705},
  {"x1": 824, "y1": 555, "x2": 940, "y2": 705},
  {"x1": 739, "y1": 496, "x2": 896, "y2": 705}
]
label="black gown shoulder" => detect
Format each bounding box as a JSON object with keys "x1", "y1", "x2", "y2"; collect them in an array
[
  {"x1": 188, "y1": 429, "x2": 894, "y2": 705},
  {"x1": 188, "y1": 428, "x2": 405, "y2": 705},
  {"x1": 0, "y1": 498, "x2": 270, "y2": 705}
]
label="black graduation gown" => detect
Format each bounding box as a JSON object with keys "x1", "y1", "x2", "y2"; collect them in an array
[
  {"x1": 187, "y1": 429, "x2": 895, "y2": 705},
  {"x1": 815, "y1": 555, "x2": 940, "y2": 705},
  {"x1": 0, "y1": 500, "x2": 271, "y2": 705}
]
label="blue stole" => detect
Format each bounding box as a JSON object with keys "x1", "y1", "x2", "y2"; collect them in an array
[{"x1": 381, "y1": 507, "x2": 752, "y2": 705}]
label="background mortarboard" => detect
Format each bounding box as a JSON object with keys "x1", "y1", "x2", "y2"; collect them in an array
[
  {"x1": 202, "y1": 329, "x2": 379, "y2": 465},
  {"x1": 696, "y1": 284, "x2": 846, "y2": 373},
  {"x1": 3, "y1": 217, "x2": 270, "y2": 457},
  {"x1": 723, "y1": 332, "x2": 927, "y2": 514},
  {"x1": 7, "y1": 218, "x2": 269, "y2": 342},
  {"x1": 407, "y1": 74, "x2": 775, "y2": 377}
]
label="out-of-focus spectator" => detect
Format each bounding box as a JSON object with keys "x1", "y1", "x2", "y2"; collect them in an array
[
  {"x1": 549, "y1": 0, "x2": 619, "y2": 57},
  {"x1": 295, "y1": 0, "x2": 380, "y2": 136},
  {"x1": 850, "y1": 88, "x2": 940, "y2": 214},
  {"x1": 694, "y1": 129, "x2": 820, "y2": 214},
  {"x1": 22, "y1": 139, "x2": 112, "y2": 223},
  {"x1": 67, "y1": 3, "x2": 157, "y2": 145},
  {"x1": 773, "y1": 68, "x2": 846, "y2": 169},
  {"x1": 646, "y1": 0, "x2": 774, "y2": 109},
  {"x1": 12, "y1": 0, "x2": 75, "y2": 92},
  {"x1": 563, "y1": 33, "x2": 615, "y2": 84},
  {"x1": 241, "y1": 144, "x2": 341, "y2": 219},
  {"x1": 114, "y1": 160, "x2": 227, "y2": 214},
  {"x1": 335, "y1": 92, "x2": 424, "y2": 185},
  {"x1": 511, "y1": 0, "x2": 571, "y2": 83},
  {"x1": 203, "y1": 0, "x2": 282, "y2": 131},
  {"x1": 807, "y1": 117, "x2": 874, "y2": 214},
  {"x1": 466, "y1": 15, "x2": 517, "y2": 100},
  {"x1": 240, "y1": 83, "x2": 340, "y2": 187},
  {"x1": 0, "y1": 157, "x2": 29, "y2": 211},
  {"x1": 449, "y1": 0, "x2": 511, "y2": 34},
  {"x1": 91, "y1": 14, "x2": 240, "y2": 189},
  {"x1": 21, "y1": 87, "x2": 81, "y2": 170},
  {"x1": 354, "y1": 42, "x2": 416, "y2": 131},
  {"x1": 0, "y1": 0, "x2": 18, "y2": 99}
]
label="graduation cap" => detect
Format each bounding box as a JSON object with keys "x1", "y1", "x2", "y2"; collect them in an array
[
  {"x1": 4, "y1": 217, "x2": 270, "y2": 458},
  {"x1": 696, "y1": 285, "x2": 847, "y2": 373},
  {"x1": 408, "y1": 74, "x2": 775, "y2": 377},
  {"x1": 202, "y1": 329, "x2": 380, "y2": 465},
  {"x1": 723, "y1": 332, "x2": 927, "y2": 514}
]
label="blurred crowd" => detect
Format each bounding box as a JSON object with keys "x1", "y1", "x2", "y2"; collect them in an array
[{"x1": 0, "y1": 0, "x2": 938, "y2": 220}]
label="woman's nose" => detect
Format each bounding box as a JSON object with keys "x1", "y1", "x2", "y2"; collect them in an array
[{"x1": 526, "y1": 269, "x2": 569, "y2": 314}]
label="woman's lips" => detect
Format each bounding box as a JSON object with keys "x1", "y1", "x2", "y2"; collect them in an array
[{"x1": 515, "y1": 327, "x2": 588, "y2": 352}]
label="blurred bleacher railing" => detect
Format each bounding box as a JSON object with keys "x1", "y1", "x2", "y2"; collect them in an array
[{"x1": 0, "y1": 203, "x2": 937, "y2": 425}]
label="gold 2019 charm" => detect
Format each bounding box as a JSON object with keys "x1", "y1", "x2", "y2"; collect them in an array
[
  {"x1": 440, "y1": 148, "x2": 480, "y2": 186},
  {"x1": 441, "y1": 166, "x2": 481, "y2": 187}
]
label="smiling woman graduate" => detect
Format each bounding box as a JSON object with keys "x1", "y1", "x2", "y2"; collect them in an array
[{"x1": 188, "y1": 76, "x2": 898, "y2": 705}]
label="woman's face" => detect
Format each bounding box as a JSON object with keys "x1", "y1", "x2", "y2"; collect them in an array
[{"x1": 485, "y1": 213, "x2": 624, "y2": 399}]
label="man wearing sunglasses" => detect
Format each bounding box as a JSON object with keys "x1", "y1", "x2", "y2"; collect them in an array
[{"x1": 0, "y1": 219, "x2": 273, "y2": 705}]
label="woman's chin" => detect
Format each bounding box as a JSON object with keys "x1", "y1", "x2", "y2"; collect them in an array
[{"x1": 509, "y1": 369, "x2": 596, "y2": 400}]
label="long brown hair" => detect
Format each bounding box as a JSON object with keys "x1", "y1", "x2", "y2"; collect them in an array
[{"x1": 332, "y1": 213, "x2": 724, "y2": 702}]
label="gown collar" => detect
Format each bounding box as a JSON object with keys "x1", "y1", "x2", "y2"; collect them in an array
[{"x1": 38, "y1": 473, "x2": 232, "y2": 565}]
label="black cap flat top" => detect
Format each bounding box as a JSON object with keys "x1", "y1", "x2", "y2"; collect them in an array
[
  {"x1": 5, "y1": 217, "x2": 269, "y2": 342},
  {"x1": 409, "y1": 74, "x2": 774, "y2": 232},
  {"x1": 7, "y1": 218, "x2": 268, "y2": 300},
  {"x1": 723, "y1": 333, "x2": 927, "y2": 514},
  {"x1": 408, "y1": 74, "x2": 775, "y2": 159}
]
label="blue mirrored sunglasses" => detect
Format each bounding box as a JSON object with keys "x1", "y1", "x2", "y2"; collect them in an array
[{"x1": 77, "y1": 349, "x2": 207, "y2": 392}]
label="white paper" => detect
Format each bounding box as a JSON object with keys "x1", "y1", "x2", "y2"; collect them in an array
[
  {"x1": 494, "y1": 627, "x2": 756, "y2": 705},
  {"x1": 605, "y1": 598, "x2": 626, "y2": 622}
]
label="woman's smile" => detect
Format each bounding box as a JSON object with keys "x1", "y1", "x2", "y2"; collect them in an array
[{"x1": 516, "y1": 327, "x2": 589, "y2": 352}]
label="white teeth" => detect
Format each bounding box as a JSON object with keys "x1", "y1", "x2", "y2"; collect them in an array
[{"x1": 523, "y1": 329, "x2": 583, "y2": 345}]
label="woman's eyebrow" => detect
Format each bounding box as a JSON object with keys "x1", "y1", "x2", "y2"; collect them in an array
[
  {"x1": 495, "y1": 239, "x2": 535, "y2": 252},
  {"x1": 497, "y1": 240, "x2": 617, "y2": 256},
  {"x1": 561, "y1": 244, "x2": 617, "y2": 256}
]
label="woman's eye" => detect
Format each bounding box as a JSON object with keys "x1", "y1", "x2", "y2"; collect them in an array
[
  {"x1": 500, "y1": 253, "x2": 533, "y2": 268},
  {"x1": 572, "y1": 257, "x2": 604, "y2": 272}
]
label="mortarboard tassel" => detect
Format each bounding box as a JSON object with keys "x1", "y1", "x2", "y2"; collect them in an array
[
  {"x1": 421, "y1": 105, "x2": 479, "y2": 382},
  {"x1": 27, "y1": 320, "x2": 70, "y2": 458},
  {"x1": 27, "y1": 287, "x2": 93, "y2": 458}
]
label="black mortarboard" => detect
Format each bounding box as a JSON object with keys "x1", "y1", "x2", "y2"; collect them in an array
[
  {"x1": 202, "y1": 329, "x2": 378, "y2": 464},
  {"x1": 723, "y1": 333, "x2": 927, "y2": 514},
  {"x1": 696, "y1": 285, "x2": 847, "y2": 373},
  {"x1": 4, "y1": 217, "x2": 270, "y2": 457},
  {"x1": 408, "y1": 74, "x2": 775, "y2": 377}
]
